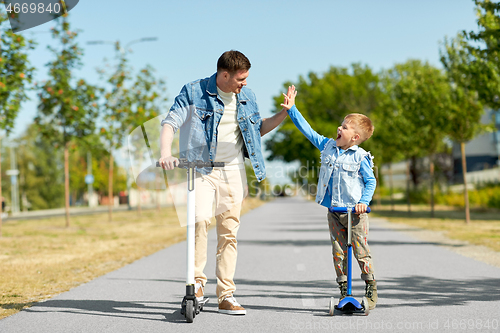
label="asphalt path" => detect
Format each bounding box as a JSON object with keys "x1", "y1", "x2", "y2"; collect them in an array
[{"x1": 1, "y1": 196, "x2": 499, "y2": 332}]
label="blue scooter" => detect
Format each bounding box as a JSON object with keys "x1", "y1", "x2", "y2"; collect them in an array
[{"x1": 328, "y1": 206, "x2": 371, "y2": 316}]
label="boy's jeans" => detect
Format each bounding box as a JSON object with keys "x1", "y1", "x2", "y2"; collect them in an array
[
  {"x1": 327, "y1": 211, "x2": 375, "y2": 283},
  {"x1": 193, "y1": 167, "x2": 246, "y2": 303}
]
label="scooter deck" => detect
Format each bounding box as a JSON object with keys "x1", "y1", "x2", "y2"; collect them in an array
[
  {"x1": 331, "y1": 296, "x2": 369, "y2": 316},
  {"x1": 198, "y1": 297, "x2": 209, "y2": 308}
]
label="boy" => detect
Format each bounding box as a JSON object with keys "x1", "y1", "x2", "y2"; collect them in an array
[{"x1": 281, "y1": 85, "x2": 378, "y2": 309}]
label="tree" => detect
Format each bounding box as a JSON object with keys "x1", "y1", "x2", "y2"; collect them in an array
[
  {"x1": 98, "y1": 41, "x2": 131, "y2": 221},
  {"x1": 99, "y1": 57, "x2": 167, "y2": 220},
  {"x1": 371, "y1": 73, "x2": 406, "y2": 210},
  {"x1": 0, "y1": 8, "x2": 35, "y2": 236},
  {"x1": 130, "y1": 65, "x2": 167, "y2": 209},
  {"x1": 441, "y1": 35, "x2": 486, "y2": 224},
  {"x1": 36, "y1": 14, "x2": 99, "y2": 227},
  {"x1": 15, "y1": 123, "x2": 64, "y2": 211},
  {"x1": 463, "y1": 0, "x2": 500, "y2": 110},
  {"x1": 266, "y1": 64, "x2": 382, "y2": 194},
  {"x1": 382, "y1": 60, "x2": 451, "y2": 215},
  {"x1": 462, "y1": 0, "x2": 500, "y2": 170}
]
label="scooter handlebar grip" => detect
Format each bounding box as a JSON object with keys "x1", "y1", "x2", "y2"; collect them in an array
[
  {"x1": 329, "y1": 207, "x2": 371, "y2": 213},
  {"x1": 155, "y1": 160, "x2": 225, "y2": 168}
]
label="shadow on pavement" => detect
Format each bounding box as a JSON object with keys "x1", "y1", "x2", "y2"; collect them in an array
[
  {"x1": 23, "y1": 299, "x2": 187, "y2": 323},
  {"x1": 378, "y1": 275, "x2": 500, "y2": 308},
  {"x1": 240, "y1": 238, "x2": 466, "y2": 248}
]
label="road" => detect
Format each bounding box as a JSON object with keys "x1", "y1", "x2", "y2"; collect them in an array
[{"x1": 1, "y1": 196, "x2": 499, "y2": 332}]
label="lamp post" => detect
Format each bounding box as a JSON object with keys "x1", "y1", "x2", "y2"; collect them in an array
[{"x1": 87, "y1": 37, "x2": 157, "y2": 210}]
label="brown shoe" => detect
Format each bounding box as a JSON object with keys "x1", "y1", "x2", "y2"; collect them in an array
[
  {"x1": 195, "y1": 280, "x2": 204, "y2": 303},
  {"x1": 218, "y1": 295, "x2": 246, "y2": 315}
]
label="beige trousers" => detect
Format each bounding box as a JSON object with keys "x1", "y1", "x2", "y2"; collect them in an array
[{"x1": 194, "y1": 167, "x2": 246, "y2": 303}]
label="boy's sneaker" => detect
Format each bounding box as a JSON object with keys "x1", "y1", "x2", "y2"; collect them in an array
[
  {"x1": 365, "y1": 280, "x2": 378, "y2": 310},
  {"x1": 218, "y1": 295, "x2": 246, "y2": 315},
  {"x1": 338, "y1": 282, "x2": 347, "y2": 300},
  {"x1": 195, "y1": 280, "x2": 204, "y2": 303}
]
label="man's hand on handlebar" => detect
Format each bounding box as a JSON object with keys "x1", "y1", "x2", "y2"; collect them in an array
[{"x1": 158, "y1": 156, "x2": 179, "y2": 170}]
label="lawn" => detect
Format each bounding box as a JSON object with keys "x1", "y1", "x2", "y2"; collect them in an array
[
  {"x1": 373, "y1": 204, "x2": 500, "y2": 252},
  {"x1": 0, "y1": 197, "x2": 265, "y2": 319}
]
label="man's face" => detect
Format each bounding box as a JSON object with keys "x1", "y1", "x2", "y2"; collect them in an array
[{"x1": 225, "y1": 70, "x2": 249, "y2": 94}]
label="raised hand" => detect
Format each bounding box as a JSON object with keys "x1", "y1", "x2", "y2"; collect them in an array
[{"x1": 280, "y1": 85, "x2": 297, "y2": 110}]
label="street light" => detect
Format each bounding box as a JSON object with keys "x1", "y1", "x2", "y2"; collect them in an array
[
  {"x1": 87, "y1": 37, "x2": 157, "y2": 54},
  {"x1": 87, "y1": 37, "x2": 158, "y2": 210}
]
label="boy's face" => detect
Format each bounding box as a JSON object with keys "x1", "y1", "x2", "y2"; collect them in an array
[{"x1": 336, "y1": 120, "x2": 360, "y2": 150}]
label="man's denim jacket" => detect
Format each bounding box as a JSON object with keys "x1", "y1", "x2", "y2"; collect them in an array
[
  {"x1": 287, "y1": 105, "x2": 376, "y2": 208},
  {"x1": 161, "y1": 73, "x2": 266, "y2": 181}
]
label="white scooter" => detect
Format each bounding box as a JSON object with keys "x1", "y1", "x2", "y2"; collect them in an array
[{"x1": 157, "y1": 159, "x2": 224, "y2": 323}]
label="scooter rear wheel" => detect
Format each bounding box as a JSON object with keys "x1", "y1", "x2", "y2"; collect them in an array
[
  {"x1": 328, "y1": 297, "x2": 335, "y2": 316},
  {"x1": 361, "y1": 296, "x2": 370, "y2": 316}
]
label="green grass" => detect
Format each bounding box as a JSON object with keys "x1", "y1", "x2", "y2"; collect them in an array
[{"x1": 373, "y1": 203, "x2": 500, "y2": 252}]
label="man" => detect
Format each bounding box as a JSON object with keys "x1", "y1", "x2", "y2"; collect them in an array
[{"x1": 159, "y1": 50, "x2": 287, "y2": 315}]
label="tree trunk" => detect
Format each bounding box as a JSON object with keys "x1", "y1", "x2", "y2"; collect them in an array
[
  {"x1": 461, "y1": 142, "x2": 470, "y2": 224},
  {"x1": 389, "y1": 163, "x2": 394, "y2": 211},
  {"x1": 406, "y1": 160, "x2": 411, "y2": 213},
  {"x1": 374, "y1": 166, "x2": 381, "y2": 209},
  {"x1": 64, "y1": 142, "x2": 70, "y2": 227},
  {"x1": 108, "y1": 153, "x2": 114, "y2": 222},
  {"x1": 137, "y1": 188, "x2": 142, "y2": 215},
  {"x1": 0, "y1": 136, "x2": 3, "y2": 238},
  {"x1": 157, "y1": 188, "x2": 161, "y2": 211},
  {"x1": 156, "y1": 173, "x2": 161, "y2": 212},
  {"x1": 430, "y1": 155, "x2": 435, "y2": 218}
]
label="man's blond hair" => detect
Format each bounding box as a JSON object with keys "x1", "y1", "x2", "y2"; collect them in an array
[{"x1": 344, "y1": 113, "x2": 374, "y2": 143}]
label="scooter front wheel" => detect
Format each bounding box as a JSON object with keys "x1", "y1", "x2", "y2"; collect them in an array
[{"x1": 185, "y1": 299, "x2": 194, "y2": 323}]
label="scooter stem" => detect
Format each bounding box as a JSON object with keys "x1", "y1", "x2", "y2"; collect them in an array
[
  {"x1": 186, "y1": 166, "x2": 196, "y2": 286},
  {"x1": 347, "y1": 209, "x2": 353, "y2": 296}
]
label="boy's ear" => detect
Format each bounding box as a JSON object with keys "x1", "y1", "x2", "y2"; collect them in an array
[{"x1": 352, "y1": 133, "x2": 361, "y2": 142}]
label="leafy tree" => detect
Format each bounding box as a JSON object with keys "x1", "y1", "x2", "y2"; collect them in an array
[
  {"x1": 371, "y1": 73, "x2": 406, "y2": 210},
  {"x1": 128, "y1": 65, "x2": 167, "y2": 212},
  {"x1": 382, "y1": 60, "x2": 451, "y2": 214},
  {"x1": 15, "y1": 124, "x2": 64, "y2": 211},
  {"x1": 36, "y1": 14, "x2": 99, "y2": 227},
  {"x1": 0, "y1": 8, "x2": 35, "y2": 236},
  {"x1": 463, "y1": 0, "x2": 500, "y2": 110},
  {"x1": 97, "y1": 41, "x2": 131, "y2": 221},
  {"x1": 99, "y1": 55, "x2": 167, "y2": 220},
  {"x1": 441, "y1": 35, "x2": 486, "y2": 224},
  {"x1": 460, "y1": 1, "x2": 500, "y2": 183}
]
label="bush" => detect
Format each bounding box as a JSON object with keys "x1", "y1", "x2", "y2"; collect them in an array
[
  {"x1": 406, "y1": 188, "x2": 430, "y2": 204},
  {"x1": 382, "y1": 184, "x2": 500, "y2": 209},
  {"x1": 487, "y1": 189, "x2": 500, "y2": 209},
  {"x1": 436, "y1": 185, "x2": 500, "y2": 209}
]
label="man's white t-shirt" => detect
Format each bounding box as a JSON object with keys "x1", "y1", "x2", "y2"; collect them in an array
[{"x1": 215, "y1": 87, "x2": 245, "y2": 169}]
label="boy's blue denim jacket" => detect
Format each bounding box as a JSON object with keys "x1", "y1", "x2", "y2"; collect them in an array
[
  {"x1": 161, "y1": 73, "x2": 266, "y2": 181},
  {"x1": 287, "y1": 105, "x2": 376, "y2": 208}
]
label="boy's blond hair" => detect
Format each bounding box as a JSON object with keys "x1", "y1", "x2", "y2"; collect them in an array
[{"x1": 344, "y1": 113, "x2": 374, "y2": 143}]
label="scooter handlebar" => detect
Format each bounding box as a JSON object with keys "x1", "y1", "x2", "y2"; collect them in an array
[
  {"x1": 329, "y1": 207, "x2": 371, "y2": 213},
  {"x1": 156, "y1": 159, "x2": 225, "y2": 168}
]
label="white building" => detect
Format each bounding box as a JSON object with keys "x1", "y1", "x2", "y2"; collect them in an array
[{"x1": 452, "y1": 109, "x2": 500, "y2": 182}]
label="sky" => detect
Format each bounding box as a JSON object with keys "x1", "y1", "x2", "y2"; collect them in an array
[{"x1": 7, "y1": 0, "x2": 479, "y2": 185}]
